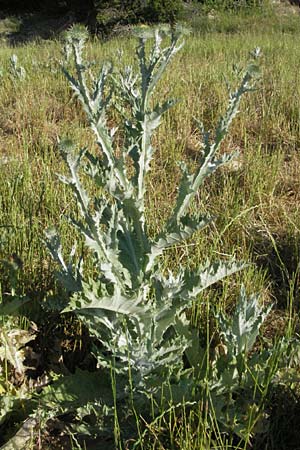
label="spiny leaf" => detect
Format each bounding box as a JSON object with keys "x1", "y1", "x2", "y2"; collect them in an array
[
  {"x1": 182, "y1": 260, "x2": 247, "y2": 299},
  {"x1": 217, "y1": 286, "x2": 272, "y2": 356},
  {"x1": 63, "y1": 279, "x2": 148, "y2": 318},
  {"x1": 40, "y1": 369, "x2": 112, "y2": 408},
  {"x1": 0, "y1": 327, "x2": 33, "y2": 376}
]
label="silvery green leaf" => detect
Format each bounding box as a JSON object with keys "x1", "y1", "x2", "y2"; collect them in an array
[
  {"x1": 173, "y1": 314, "x2": 206, "y2": 375},
  {"x1": 0, "y1": 327, "x2": 33, "y2": 375},
  {"x1": 133, "y1": 26, "x2": 158, "y2": 40},
  {"x1": 63, "y1": 24, "x2": 89, "y2": 45},
  {"x1": 250, "y1": 47, "x2": 261, "y2": 59},
  {"x1": 44, "y1": 228, "x2": 82, "y2": 292},
  {"x1": 211, "y1": 364, "x2": 240, "y2": 394},
  {"x1": 9, "y1": 54, "x2": 26, "y2": 81},
  {"x1": 67, "y1": 212, "x2": 132, "y2": 288},
  {"x1": 148, "y1": 213, "x2": 212, "y2": 269},
  {"x1": 181, "y1": 260, "x2": 247, "y2": 301},
  {"x1": 170, "y1": 152, "x2": 236, "y2": 226},
  {"x1": 63, "y1": 279, "x2": 148, "y2": 319},
  {"x1": 217, "y1": 286, "x2": 272, "y2": 356},
  {"x1": 247, "y1": 63, "x2": 260, "y2": 77},
  {"x1": 44, "y1": 228, "x2": 67, "y2": 272},
  {"x1": 149, "y1": 99, "x2": 178, "y2": 130},
  {"x1": 0, "y1": 417, "x2": 39, "y2": 450},
  {"x1": 0, "y1": 296, "x2": 31, "y2": 316},
  {"x1": 40, "y1": 369, "x2": 112, "y2": 409},
  {"x1": 10, "y1": 54, "x2": 18, "y2": 66},
  {"x1": 92, "y1": 63, "x2": 113, "y2": 113}
]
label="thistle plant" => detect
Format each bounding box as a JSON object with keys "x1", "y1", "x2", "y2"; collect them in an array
[
  {"x1": 9, "y1": 54, "x2": 26, "y2": 81},
  {"x1": 44, "y1": 24, "x2": 267, "y2": 440}
]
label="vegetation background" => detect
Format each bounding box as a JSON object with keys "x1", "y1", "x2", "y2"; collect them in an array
[{"x1": 1, "y1": 1, "x2": 300, "y2": 449}]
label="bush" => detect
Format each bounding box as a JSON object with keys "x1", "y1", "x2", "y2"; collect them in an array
[
  {"x1": 96, "y1": 0, "x2": 183, "y2": 36},
  {"x1": 141, "y1": 0, "x2": 183, "y2": 23},
  {"x1": 196, "y1": 0, "x2": 266, "y2": 10}
]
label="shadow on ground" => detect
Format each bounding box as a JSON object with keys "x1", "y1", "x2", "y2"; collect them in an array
[
  {"x1": 253, "y1": 232, "x2": 300, "y2": 311},
  {"x1": 0, "y1": 12, "x2": 82, "y2": 45},
  {"x1": 254, "y1": 385, "x2": 300, "y2": 450}
]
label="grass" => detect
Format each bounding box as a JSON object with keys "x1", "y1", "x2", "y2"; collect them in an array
[{"x1": 1, "y1": 3, "x2": 300, "y2": 449}]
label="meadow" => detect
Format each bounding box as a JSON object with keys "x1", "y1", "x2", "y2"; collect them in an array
[{"x1": 0, "y1": 3, "x2": 300, "y2": 449}]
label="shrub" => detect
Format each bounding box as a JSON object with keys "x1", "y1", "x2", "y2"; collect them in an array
[
  {"x1": 141, "y1": 0, "x2": 183, "y2": 23},
  {"x1": 95, "y1": 0, "x2": 183, "y2": 37},
  {"x1": 196, "y1": 0, "x2": 266, "y2": 11}
]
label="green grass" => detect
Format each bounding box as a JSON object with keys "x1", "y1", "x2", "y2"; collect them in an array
[{"x1": 1, "y1": 4, "x2": 300, "y2": 449}]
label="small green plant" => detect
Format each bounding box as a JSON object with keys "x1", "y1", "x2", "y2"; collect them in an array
[{"x1": 9, "y1": 54, "x2": 26, "y2": 82}]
